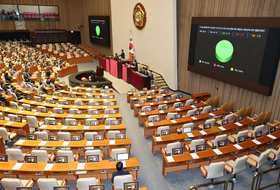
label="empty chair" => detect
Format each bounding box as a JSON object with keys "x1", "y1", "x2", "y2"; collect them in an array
[
  {"x1": 158, "y1": 104, "x2": 168, "y2": 110},
  {"x1": 216, "y1": 113, "x2": 234, "y2": 125},
  {"x1": 45, "y1": 98, "x2": 53, "y2": 103},
  {"x1": 37, "y1": 106, "x2": 47, "y2": 112},
  {"x1": 31, "y1": 150, "x2": 55, "y2": 161},
  {"x1": 147, "y1": 115, "x2": 159, "y2": 122},
  {"x1": 110, "y1": 148, "x2": 127, "y2": 159},
  {"x1": 173, "y1": 102, "x2": 183, "y2": 108},
  {"x1": 247, "y1": 149, "x2": 271, "y2": 173},
  {"x1": 106, "y1": 118, "x2": 117, "y2": 125},
  {"x1": 10, "y1": 102, "x2": 18, "y2": 109},
  {"x1": 11, "y1": 92, "x2": 17, "y2": 102},
  {"x1": 156, "y1": 126, "x2": 170, "y2": 136},
  {"x1": 34, "y1": 131, "x2": 48, "y2": 139},
  {"x1": 89, "y1": 100, "x2": 100, "y2": 106},
  {"x1": 85, "y1": 150, "x2": 104, "y2": 161},
  {"x1": 165, "y1": 142, "x2": 181, "y2": 154},
  {"x1": 0, "y1": 127, "x2": 17, "y2": 142},
  {"x1": 65, "y1": 118, "x2": 77, "y2": 125},
  {"x1": 69, "y1": 108, "x2": 79, "y2": 114},
  {"x1": 141, "y1": 106, "x2": 152, "y2": 112},
  {"x1": 186, "y1": 110, "x2": 195, "y2": 117},
  {"x1": 166, "y1": 112, "x2": 177, "y2": 120},
  {"x1": 58, "y1": 99, "x2": 66, "y2": 104},
  {"x1": 104, "y1": 108, "x2": 114, "y2": 114},
  {"x1": 6, "y1": 148, "x2": 25, "y2": 160},
  {"x1": 185, "y1": 99, "x2": 194, "y2": 106},
  {"x1": 84, "y1": 132, "x2": 98, "y2": 140},
  {"x1": 34, "y1": 88, "x2": 40, "y2": 96},
  {"x1": 85, "y1": 118, "x2": 98, "y2": 126},
  {"x1": 181, "y1": 123, "x2": 194, "y2": 133},
  {"x1": 197, "y1": 118, "x2": 215, "y2": 129},
  {"x1": 199, "y1": 161, "x2": 225, "y2": 184},
  {"x1": 202, "y1": 105, "x2": 211, "y2": 114},
  {"x1": 34, "y1": 96, "x2": 42, "y2": 102},
  {"x1": 138, "y1": 98, "x2": 146, "y2": 104},
  {"x1": 250, "y1": 113, "x2": 265, "y2": 127},
  {"x1": 225, "y1": 155, "x2": 248, "y2": 182},
  {"x1": 269, "y1": 145, "x2": 280, "y2": 167},
  {"x1": 171, "y1": 94, "x2": 178, "y2": 99},
  {"x1": 1, "y1": 178, "x2": 35, "y2": 190},
  {"x1": 244, "y1": 106, "x2": 253, "y2": 117},
  {"x1": 68, "y1": 94, "x2": 76, "y2": 98},
  {"x1": 77, "y1": 177, "x2": 101, "y2": 190},
  {"x1": 108, "y1": 130, "x2": 121, "y2": 139},
  {"x1": 58, "y1": 132, "x2": 71, "y2": 140},
  {"x1": 212, "y1": 96, "x2": 220, "y2": 107},
  {"x1": 205, "y1": 97, "x2": 214, "y2": 106},
  {"x1": 56, "y1": 150, "x2": 80, "y2": 161},
  {"x1": 158, "y1": 90, "x2": 164, "y2": 94},
  {"x1": 220, "y1": 103, "x2": 229, "y2": 112},
  {"x1": 262, "y1": 111, "x2": 272, "y2": 124},
  {"x1": 227, "y1": 102, "x2": 235, "y2": 113},
  {"x1": 88, "y1": 109, "x2": 99, "y2": 115},
  {"x1": 227, "y1": 130, "x2": 248, "y2": 143},
  {"x1": 113, "y1": 174, "x2": 134, "y2": 190},
  {"x1": 248, "y1": 124, "x2": 265, "y2": 138},
  {"x1": 157, "y1": 96, "x2": 164, "y2": 101},
  {"x1": 22, "y1": 103, "x2": 32, "y2": 111},
  {"x1": 44, "y1": 117, "x2": 56, "y2": 125},
  {"x1": 206, "y1": 134, "x2": 227, "y2": 148},
  {"x1": 53, "y1": 107, "x2": 63, "y2": 113},
  {"x1": 37, "y1": 178, "x2": 67, "y2": 190},
  {"x1": 26, "y1": 116, "x2": 39, "y2": 132},
  {"x1": 185, "y1": 139, "x2": 205, "y2": 152},
  {"x1": 74, "y1": 100, "x2": 83, "y2": 105}
]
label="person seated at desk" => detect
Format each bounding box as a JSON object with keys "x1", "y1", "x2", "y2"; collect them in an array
[
  {"x1": 120, "y1": 49, "x2": 125, "y2": 59},
  {"x1": 11, "y1": 87, "x2": 24, "y2": 99},
  {"x1": 111, "y1": 161, "x2": 130, "y2": 183},
  {"x1": 133, "y1": 60, "x2": 138, "y2": 68},
  {"x1": 114, "y1": 53, "x2": 119, "y2": 60},
  {"x1": 26, "y1": 68, "x2": 33, "y2": 77},
  {"x1": 46, "y1": 69, "x2": 51, "y2": 79},
  {"x1": 4, "y1": 71, "x2": 12, "y2": 83},
  {"x1": 142, "y1": 68, "x2": 148, "y2": 76},
  {"x1": 0, "y1": 91, "x2": 7, "y2": 106},
  {"x1": 23, "y1": 72, "x2": 31, "y2": 83},
  {"x1": 39, "y1": 82, "x2": 48, "y2": 94}
]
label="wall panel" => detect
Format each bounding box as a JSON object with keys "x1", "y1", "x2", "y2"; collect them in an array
[{"x1": 178, "y1": 0, "x2": 280, "y2": 122}]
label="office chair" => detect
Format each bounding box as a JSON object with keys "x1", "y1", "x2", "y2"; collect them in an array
[
  {"x1": 37, "y1": 178, "x2": 67, "y2": 190},
  {"x1": 225, "y1": 155, "x2": 248, "y2": 182},
  {"x1": 56, "y1": 150, "x2": 80, "y2": 161}
]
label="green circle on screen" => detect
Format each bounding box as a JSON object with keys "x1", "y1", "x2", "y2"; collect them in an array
[
  {"x1": 215, "y1": 40, "x2": 234, "y2": 63},
  {"x1": 95, "y1": 25, "x2": 100, "y2": 36}
]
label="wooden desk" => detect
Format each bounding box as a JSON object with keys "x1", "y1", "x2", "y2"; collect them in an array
[
  {"x1": 0, "y1": 119, "x2": 29, "y2": 136},
  {"x1": 161, "y1": 130, "x2": 280, "y2": 177},
  {"x1": 57, "y1": 65, "x2": 78, "y2": 77},
  {"x1": 60, "y1": 90, "x2": 114, "y2": 97},
  {"x1": 126, "y1": 89, "x2": 161, "y2": 103},
  {"x1": 0, "y1": 137, "x2": 5, "y2": 154},
  {"x1": 39, "y1": 94, "x2": 117, "y2": 103},
  {"x1": 134, "y1": 97, "x2": 189, "y2": 117},
  {"x1": 152, "y1": 118, "x2": 253, "y2": 154},
  {"x1": 14, "y1": 138, "x2": 131, "y2": 157},
  {"x1": 138, "y1": 102, "x2": 205, "y2": 126},
  {"x1": 0, "y1": 158, "x2": 139, "y2": 181},
  {"x1": 144, "y1": 110, "x2": 225, "y2": 138},
  {"x1": 131, "y1": 71, "x2": 151, "y2": 90},
  {"x1": 122, "y1": 65, "x2": 137, "y2": 84},
  {"x1": 191, "y1": 92, "x2": 211, "y2": 102},
  {"x1": 67, "y1": 56, "x2": 93, "y2": 64}
]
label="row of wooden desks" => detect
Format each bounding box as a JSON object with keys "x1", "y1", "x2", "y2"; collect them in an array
[
  {"x1": 0, "y1": 119, "x2": 29, "y2": 136},
  {"x1": 152, "y1": 118, "x2": 253, "y2": 154},
  {"x1": 143, "y1": 110, "x2": 226, "y2": 138},
  {"x1": 39, "y1": 94, "x2": 117, "y2": 103},
  {"x1": 57, "y1": 65, "x2": 78, "y2": 77},
  {"x1": 0, "y1": 158, "x2": 139, "y2": 181},
  {"x1": 161, "y1": 130, "x2": 280, "y2": 177},
  {"x1": 14, "y1": 138, "x2": 131, "y2": 157},
  {"x1": 59, "y1": 90, "x2": 114, "y2": 96},
  {"x1": 127, "y1": 89, "x2": 161, "y2": 103}
]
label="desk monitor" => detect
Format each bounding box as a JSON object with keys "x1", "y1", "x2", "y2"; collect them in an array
[
  {"x1": 25, "y1": 96, "x2": 32, "y2": 100},
  {"x1": 74, "y1": 110, "x2": 83, "y2": 115},
  {"x1": 145, "y1": 107, "x2": 152, "y2": 112},
  {"x1": 161, "y1": 129, "x2": 170, "y2": 136},
  {"x1": 57, "y1": 109, "x2": 64, "y2": 114},
  {"x1": 82, "y1": 95, "x2": 88, "y2": 99},
  {"x1": 138, "y1": 99, "x2": 145, "y2": 104},
  {"x1": 108, "y1": 102, "x2": 115, "y2": 106},
  {"x1": 0, "y1": 154, "x2": 8, "y2": 162},
  {"x1": 153, "y1": 98, "x2": 159, "y2": 102},
  {"x1": 178, "y1": 94, "x2": 183, "y2": 99},
  {"x1": 269, "y1": 126, "x2": 276, "y2": 134},
  {"x1": 11, "y1": 104, "x2": 17, "y2": 109},
  {"x1": 77, "y1": 102, "x2": 85, "y2": 106},
  {"x1": 49, "y1": 120, "x2": 58, "y2": 126},
  {"x1": 134, "y1": 93, "x2": 141, "y2": 97},
  {"x1": 55, "y1": 156, "x2": 68, "y2": 163},
  {"x1": 183, "y1": 127, "x2": 192, "y2": 134},
  {"x1": 211, "y1": 107, "x2": 217, "y2": 112},
  {"x1": 172, "y1": 147, "x2": 183, "y2": 155},
  {"x1": 65, "y1": 88, "x2": 70, "y2": 91},
  {"x1": 111, "y1": 120, "x2": 119, "y2": 125},
  {"x1": 164, "y1": 89, "x2": 169, "y2": 94},
  {"x1": 165, "y1": 96, "x2": 171, "y2": 100},
  {"x1": 237, "y1": 115, "x2": 244, "y2": 122},
  {"x1": 53, "y1": 187, "x2": 69, "y2": 190},
  {"x1": 89, "y1": 120, "x2": 99, "y2": 126},
  {"x1": 91, "y1": 110, "x2": 100, "y2": 115},
  {"x1": 255, "y1": 131, "x2": 262, "y2": 139},
  {"x1": 162, "y1": 105, "x2": 169, "y2": 110},
  {"x1": 24, "y1": 156, "x2": 37, "y2": 163},
  {"x1": 92, "y1": 102, "x2": 100, "y2": 106},
  {"x1": 48, "y1": 135, "x2": 59, "y2": 141},
  {"x1": 217, "y1": 140, "x2": 227, "y2": 148},
  {"x1": 69, "y1": 120, "x2": 78, "y2": 126},
  {"x1": 108, "y1": 95, "x2": 114, "y2": 99},
  {"x1": 87, "y1": 155, "x2": 99, "y2": 163},
  {"x1": 77, "y1": 89, "x2": 82, "y2": 92},
  {"x1": 41, "y1": 108, "x2": 48, "y2": 113},
  {"x1": 63, "y1": 101, "x2": 70, "y2": 105},
  {"x1": 50, "y1": 100, "x2": 56, "y2": 104},
  {"x1": 109, "y1": 110, "x2": 117, "y2": 115},
  {"x1": 150, "y1": 92, "x2": 156, "y2": 96},
  {"x1": 37, "y1": 97, "x2": 43, "y2": 102},
  {"x1": 178, "y1": 102, "x2": 184, "y2": 107},
  {"x1": 90, "y1": 90, "x2": 96, "y2": 93},
  {"x1": 95, "y1": 95, "x2": 101, "y2": 99},
  {"x1": 16, "y1": 187, "x2": 32, "y2": 190},
  {"x1": 117, "y1": 153, "x2": 129, "y2": 161},
  {"x1": 94, "y1": 134, "x2": 104, "y2": 141},
  {"x1": 124, "y1": 182, "x2": 139, "y2": 190},
  {"x1": 80, "y1": 84, "x2": 85, "y2": 87},
  {"x1": 15, "y1": 117, "x2": 22, "y2": 123},
  {"x1": 58, "y1": 93, "x2": 63, "y2": 97},
  {"x1": 194, "y1": 100, "x2": 198, "y2": 104},
  {"x1": 194, "y1": 111, "x2": 201, "y2": 116},
  {"x1": 237, "y1": 136, "x2": 246, "y2": 143},
  {"x1": 143, "y1": 87, "x2": 148, "y2": 91},
  {"x1": 153, "y1": 116, "x2": 161, "y2": 122},
  {"x1": 116, "y1": 133, "x2": 126, "y2": 140},
  {"x1": 71, "y1": 135, "x2": 81, "y2": 141},
  {"x1": 153, "y1": 86, "x2": 159, "y2": 90},
  {"x1": 69, "y1": 94, "x2": 75, "y2": 98},
  {"x1": 203, "y1": 123, "x2": 211, "y2": 130},
  {"x1": 222, "y1": 119, "x2": 228, "y2": 126},
  {"x1": 25, "y1": 106, "x2": 32, "y2": 111},
  {"x1": 0, "y1": 102, "x2": 5, "y2": 107},
  {"x1": 196, "y1": 144, "x2": 206, "y2": 152},
  {"x1": 47, "y1": 91, "x2": 53, "y2": 95},
  {"x1": 174, "y1": 113, "x2": 182, "y2": 119},
  {"x1": 0, "y1": 115, "x2": 5, "y2": 120},
  {"x1": 27, "y1": 134, "x2": 37, "y2": 141}
]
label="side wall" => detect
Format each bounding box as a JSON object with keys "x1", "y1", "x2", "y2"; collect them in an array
[
  {"x1": 111, "y1": 0, "x2": 178, "y2": 90},
  {"x1": 178, "y1": 0, "x2": 280, "y2": 122}
]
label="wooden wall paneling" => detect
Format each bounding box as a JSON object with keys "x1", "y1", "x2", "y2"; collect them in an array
[{"x1": 275, "y1": 1, "x2": 280, "y2": 16}]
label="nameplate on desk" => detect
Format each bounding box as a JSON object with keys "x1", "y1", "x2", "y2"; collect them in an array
[
  {"x1": 163, "y1": 101, "x2": 168, "y2": 103},
  {"x1": 213, "y1": 149, "x2": 223, "y2": 155},
  {"x1": 39, "y1": 140, "x2": 47, "y2": 146},
  {"x1": 176, "y1": 108, "x2": 181, "y2": 111},
  {"x1": 17, "y1": 110, "x2": 24, "y2": 114},
  {"x1": 17, "y1": 139, "x2": 26, "y2": 145},
  {"x1": 86, "y1": 140, "x2": 93, "y2": 146},
  {"x1": 267, "y1": 134, "x2": 277, "y2": 139},
  {"x1": 218, "y1": 126, "x2": 226, "y2": 131},
  {"x1": 43, "y1": 103, "x2": 49, "y2": 106},
  {"x1": 64, "y1": 97, "x2": 68, "y2": 100},
  {"x1": 103, "y1": 106, "x2": 107, "y2": 108},
  {"x1": 5, "y1": 121, "x2": 13, "y2": 125},
  {"x1": 84, "y1": 126, "x2": 89, "y2": 129},
  {"x1": 252, "y1": 139, "x2": 262, "y2": 145},
  {"x1": 149, "y1": 102, "x2": 154, "y2": 105},
  {"x1": 62, "y1": 126, "x2": 68, "y2": 129},
  {"x1": 57, "y1": 105, "x2": 62, "y2": 107},
  {"x1": 159, "y1": 110, "x2": 164, "y2": 113},
  {"x1": 121, "y1": 160, "x2": 127, "y2": 167},
  {"x1": 155, "y1": 137, "x2": 162, "y2": 141},
  {"x1": 41, "y1": 125, "x2": 47, "y2": 129},
  {"x1": 41, "y1": 94, "x2": 46, "y2": 97},
  {"x1": 77, "y1": 162, "x2": 85, "y2": 170},
  {"x1": 209, "y1": 113, "x2": 215, "y2": 116},
  {"x1": 135, "y1": 104, "x2": 139, "y2": 107},
  {"x1": 68, "y1": 114, "x2": 74, "y2": 118},
  {"x1": 4, "y1": 108, "x2": 10, "y2": 111},
  {"x1": 87, "y1": 93, "x2": 90, "y2": 95},
  {"x1": 176, "y1": 99, "x2": 180, "y2": 101},
  {"x1": 148, "y1": 123, "x2": 154, "y2": 126},
  {"x1": 187, "y1": 133, "x2": 194, "y2": 137},
  {"x1": 33, "y1": 112, "x2": 40, "y2": 116},
  {"x1": 62, "y1": 141, "x2": 69, "y2": 146},
  {"x1": 191, "y1": 116, "x2": 197, "y2": 120},
  {"x1": 190, "y1": 153, "x2": 199, "y2": 159},
  {"x1": 199, "y1": 130, "x2": 207, "y2": 135},
  {"x1": 141, "y1": 112, "x2": 146, "y2": 115},
  {"x1": 50, "y1": 113, "x2": 56, "y2": 117},
  {"x1": 128, "y1": 92, "x2": 131, "y2": 94},
  {"x1": 44, "y1": 163, "x2": 54, "y2": 170},
  {"x1": 234, "y1": 122, "x2": 243, "y2": 126},
  {"x1": 171, "y1": 120, "x2": 177, "y2": 123},
  {"x1": 190, "y1": 105, "x2": 196, "y2": 108},
  {"x1": 233, "y1": 144, "x2": 243, "y2": 150},
  {"x1": 77, "y1": 98, "x2": 81, "y2": 101},
  {"x1": 105, "y1": 125, "x2": 110, "y2": 129},
  {"x1": 166, "y1": 156, "x2": 175, "y2": 162},
  {"x1": 73, "y1": 92, "x2": 76, "y2": 94},
  {"x1": 12, "y1": 162, "x2": 24, "y2": 170},
  {"x1": 104, "y1": 114, "x2": 109, "y2": 118},
  {"x1": 88, "y1": 106, "x2": 92, "y2": 108},
  {"x1": 109, "y1": 140, "x2": 115, "y2": 144}
]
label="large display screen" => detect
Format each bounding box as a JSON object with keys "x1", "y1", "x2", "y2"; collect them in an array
[
  {"x1": 88, "y1": 16, "x2": 110, "y2": 47},
  {"x1": 188, "y1": 18, "x2": 280, "y2": 96}
]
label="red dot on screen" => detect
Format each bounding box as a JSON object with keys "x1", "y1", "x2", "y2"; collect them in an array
[{"x1": 214, "y1": 64, "x2": 216, "y2": 66}]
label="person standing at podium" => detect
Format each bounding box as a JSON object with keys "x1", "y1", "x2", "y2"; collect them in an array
[{"x1": 120, "y1": 49, "x2": 125, "y2": 59}]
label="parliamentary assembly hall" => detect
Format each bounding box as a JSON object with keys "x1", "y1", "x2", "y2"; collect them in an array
[{"x1": 0, "y1": 0, "x2": 280, "y2": 190}]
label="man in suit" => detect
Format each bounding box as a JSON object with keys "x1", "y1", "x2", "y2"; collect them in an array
[
  {"x1": 120, "y1": 49, "x2": 125, "y2": 59},
  {"x1": 133, "y1": 60, "x2": 138, "y2": 68},
  {"x1": 111, "y1": 162, "x2": 130, "y2": 183}
]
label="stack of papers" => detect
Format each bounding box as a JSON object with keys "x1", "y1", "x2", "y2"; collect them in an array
[
  {"x1": 84, "y1": 126, "x2": 89, "y2": 130},
  {"x1": 209, "y1": 113, "x2": 215, "y2": 116},
  {"x1": 233, "y1": 144, "x2": 243, "y2": 150},
  {"x1": 17, "y1": 139, "x2": 26, "y2": 145},
  {"x1": 149, "y1": 102, "x2": 154, "y2": 105},
  {"x1": 176, "y1": 99, "x2": 180, "y2": 101},
  {"x1": 40, "y1": 125, "x2": 47, "y2": 129},
  {"x1": 44, "y1": 163, "x2": 54, "y2": 170},
  {"x1": 267, "y1": 134, "x2": 277, "y2": 139},
  {"x1": 191, "y1": 116, "x2": 197, "y2": 120},
  {"x1": 148, "y1": 123, "x2": 154, "y2": 126},
  {"x1": 105, "y1": 125, "x2": 110, "y2": 129},
  {"x1": 171, "y1": 120, "x2": 177, "y2": 123},
  {"x1": 187, "y1": 133, "x2": 194, "y2": 137},
  {"x1": 103, "y1": 106, "x2": 107, "y2": 108},
  {"x1": 135, "y1": 104, "x2": 139, "y2": 107},
  {"x1": 39, "y1": 141, "x2": 47, "y2": 146},
  {"x1": 218, "y1": 126, "x2": 226, "y2": 131},
  {"x1": 62, "y1": 141, "x2": 69, "y2": 146},
  {"x1": 166, "y1": 156, "x2": 175, "y2": 162},
  {"x1": 176, "y1": 108, "x2": 181, "y2": 111},
  {"x1": 5, "y1": 121, "x2": 13, "y2": 125},
  {"x1": 104, "y1": 114, "x2": 109, "y2": 117},
  {"x1": 68, "y1": 114, "x2": 73, "y2": 117},
  {"x1": 252, "y1": 139, "x2": 262, "y2": 145},
  {"x1": 155, "y1": 137, "x2": 162, "y2": 141},
  {"x1": 61, "y1": 126, "x2": 68, "y2": 129},
  {"x1": 163, "y1": 101, "x2": 168, "y2": 103},
  {"x1": 109, "y1": 140, "x2": 115, "y2": 144},
  {"x1": 141, "y1": 112, "x2": 146, "y2": 115},
  {"x1": 190, "y1": 153, "x2": 199, "y2": 159},
  {"x1": 33, "y1": 112, "x2": 40, "y2": 115},
  {"x1": 77, "y1": 163, "x2": 85, "y2": 169},
  {"x1": 86, "y1": 141, "x2": 92, "y2": 146},
  {"x1": 159, "y1": 110, "x2": 164, "y2": 113},
  {"x1": 199, "y1": 130, "x2": 207, "y2": 135},
  {"x1": 50, "y1": 113, "x2": 56, "y2": 117},
  {"x1": 86, "y1": 115, "x2": 91, "y2": 118},
  {"x1": 213, "y1": 149, "x2": 223, "y2": 155},
  {"x1": 17, "y1": 110, "x2": 24, "y2": 114},
  {"x1": 12, "y1": 162, "x2": 24, "y2": 170},
  {"x1": 191, "y1": 105, "x2": 196, "y2": 108},
  {"x1": 235, "y1": 122, "x2": 243, "y2": 126}
]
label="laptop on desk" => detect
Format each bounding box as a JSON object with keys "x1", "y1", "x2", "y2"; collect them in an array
[
  {"x1": 196, "y1": 144, "x2": 206, "y2": 152},
  {"x1": 124, "y1": 182, "x2": 139, "y2": 190}
]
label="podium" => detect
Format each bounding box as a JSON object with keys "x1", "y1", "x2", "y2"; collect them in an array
[
  {"x1": 122, "y1": 65, "x2": 137, "y2": 84},
  {"x1": 131, "y1": 71, "x2": 150, "y2": 89}
]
